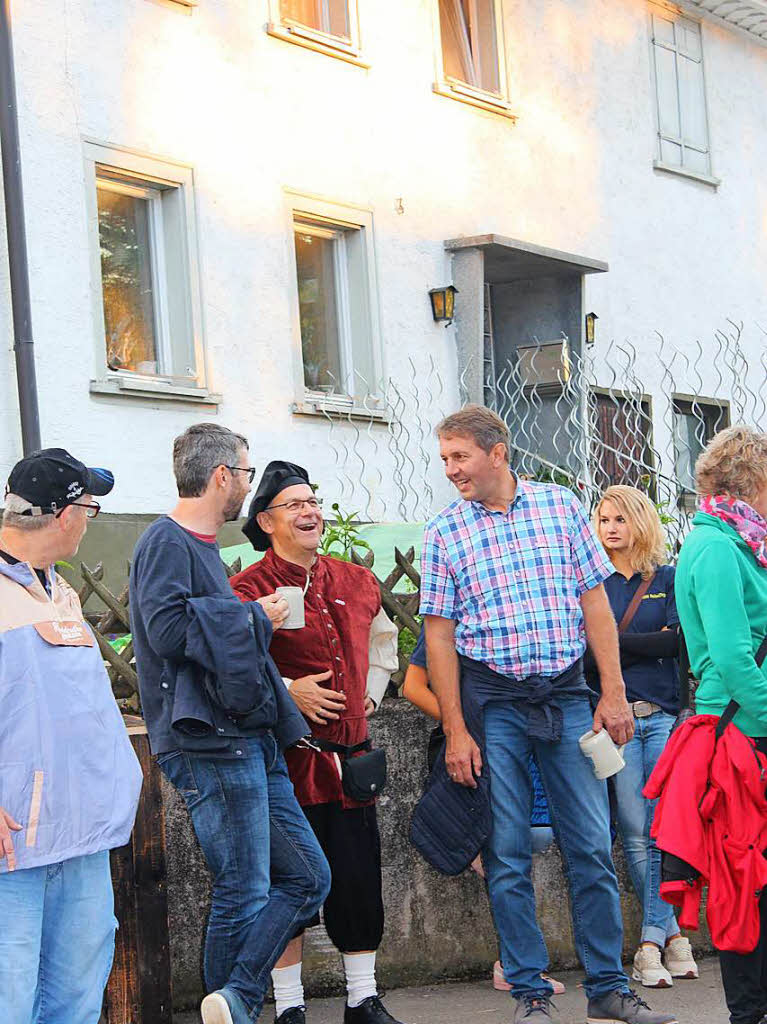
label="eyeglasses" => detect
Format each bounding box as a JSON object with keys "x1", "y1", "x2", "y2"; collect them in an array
[
  {"x1": 225, "y1": 466, "x2": 257, "y2": 484},
  {"x1": 265, "y1": 497, "x2": 323, "y2": 514},
  {"x1": 55, "y1": 501, "x2": 101, "y2": 519}
]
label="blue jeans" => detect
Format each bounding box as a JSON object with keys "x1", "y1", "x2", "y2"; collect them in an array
[
  {"x1": 158, "y1": 735, "x2": 330, "y2": 1021},
  {"x1": 0, "y1": 850, "x2": 116, "y2": 1024},
  {"x1": 484, "y1": 697, "x2": 628, "y2": 1000},
  {"x1": 612, "y1": 710, "x2": 678, "y2": 948}
]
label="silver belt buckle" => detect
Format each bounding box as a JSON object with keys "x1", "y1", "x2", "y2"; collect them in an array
[{"x1": 633, "y1": 701, "x2": 654, "y2": 718}]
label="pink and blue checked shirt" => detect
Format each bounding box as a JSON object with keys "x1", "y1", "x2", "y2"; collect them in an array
[{"x1": 419, "y1": 478, "x2": 613, "y2": 680}]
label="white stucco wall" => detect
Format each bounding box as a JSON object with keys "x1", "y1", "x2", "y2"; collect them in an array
[{"x1": 0, "y1": 0, "x2": 765, "y2": 517}]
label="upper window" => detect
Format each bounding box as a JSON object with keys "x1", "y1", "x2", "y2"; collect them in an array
[
  {"x1": 268, "y1": 0, "x2": 363, "y2": 64},
  {"x1": 85, "y1": 143, "x2": 208, "y2": 399},
  {"x1": 434, "y1": 0, "x2": 512, "y2": 116},
  {"x1": 287, "y1": 194, "x2": 382, "y2": 412},
  {"x1": 650, "y1": 7, "x2": 714, "y2": 180},
  {"x1": 281, "y1": 0, "x2": 349, "y2": 39}
]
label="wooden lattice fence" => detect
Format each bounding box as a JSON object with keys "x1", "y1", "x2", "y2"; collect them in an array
[{"x1": 73, "y1": 548, "x2": 422, "y2": 706}]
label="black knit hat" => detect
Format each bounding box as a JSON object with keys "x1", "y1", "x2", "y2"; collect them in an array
[{"x1": 242, "y1": 460, "x2": 311, "y2": 550}]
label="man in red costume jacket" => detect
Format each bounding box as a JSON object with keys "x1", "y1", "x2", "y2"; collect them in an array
[{"x1": 230, "y1": 461, "x2": 402, "y2": 1024}]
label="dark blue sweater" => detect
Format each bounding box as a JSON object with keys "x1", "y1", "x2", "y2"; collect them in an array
[{"x1": 130, "y1": 517, "x2": 298, "y2": 755}]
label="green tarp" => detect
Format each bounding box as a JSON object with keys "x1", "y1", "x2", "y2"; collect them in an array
[{"x1": 221, "y1": 522, "x2": 427, "y2": 582}]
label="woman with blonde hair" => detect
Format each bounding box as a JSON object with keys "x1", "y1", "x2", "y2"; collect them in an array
[
  {"x1": 589, "y1": 485, "x2": 698, "y2": 989},
  {"x1": 675, "y1": 425, "x2": 767, "y2": 1024}
]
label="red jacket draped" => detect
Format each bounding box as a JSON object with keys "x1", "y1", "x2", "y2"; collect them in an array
[
  {"x1": 644, "y1": 714, "x2": 767, "y2": 953},
  {"x1": 230, "y1": 549, "x2": 381, "y2": 808}
]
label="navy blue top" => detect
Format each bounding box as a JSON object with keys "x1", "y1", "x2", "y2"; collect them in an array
[{"x1": 602, "y1": 564, "x2": 679, "y2": 714}]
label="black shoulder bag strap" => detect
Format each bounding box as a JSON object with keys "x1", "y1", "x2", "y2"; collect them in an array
[{"x1": 714, "y1": 634, "x2": 767, "y2": 741}]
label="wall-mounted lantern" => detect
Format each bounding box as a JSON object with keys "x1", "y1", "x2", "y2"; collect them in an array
[
  {"x1": 585, "y1": 311, "x2": 599, "y2": 346},
  {"x1": 429, "y1": 285, "x2": 458, "y2": 325}
]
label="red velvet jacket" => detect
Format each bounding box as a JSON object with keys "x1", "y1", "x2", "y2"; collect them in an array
[
  {"x1": 644, "y1": 714, "x2": 767, "y2": 953},
  {"x1": 230, "y1": 549, "x2": 381, "y2": 808}
]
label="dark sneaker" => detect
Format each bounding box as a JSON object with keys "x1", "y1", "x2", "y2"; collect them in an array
[
  {"x1": 276, "y1": 1008, "x2": 306, "y2": 1024},
  {"x1": 344, "y1": 995, "x2": 408, "y2": 1024},
  {"x1": 513, "y1": 994, "x2": 561, "y2": 1023},
  {"x1": 586, "y1": 988, "x2": 679, "y2": 1024}
]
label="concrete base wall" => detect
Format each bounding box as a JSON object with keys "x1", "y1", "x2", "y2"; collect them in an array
[{"x1": 162, "y1": 700, "x2": 711, "y2": 1011}]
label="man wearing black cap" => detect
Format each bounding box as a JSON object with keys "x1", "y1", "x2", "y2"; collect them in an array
[
  {"x1": 129, "y1": 425, "x2": 331, "y2": 1024},
  {"x1": 231, "y1": 462, "x2": 401, "y2": 1024},
  {"x1": 0, "y1": 449, "x2": 143, "y2": 1024}
]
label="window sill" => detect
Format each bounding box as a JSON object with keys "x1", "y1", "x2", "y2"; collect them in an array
[
  {"x1": 292, "y1": 397, "x2": 389, "y2": 423},
  {"x1": 266, "y1": 23, "x2": 369, "y2": 68},
  {"x1": 432, "y1": 81, "x2": 517, "y2": 121},
  {"x1": 90, "y1": 377, "x2": 221, "y2": 405},
  {"x1": 653, "y1": 161, "x2": 721, "y2": 190}
]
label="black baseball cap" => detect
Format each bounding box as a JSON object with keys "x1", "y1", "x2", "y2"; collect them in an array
[
  {"x1": 242, "y1": 460, "x2": 311, "y2": 551},
  {"x1": 6, "y1": 448, "x2": 114, "y2": 515}
]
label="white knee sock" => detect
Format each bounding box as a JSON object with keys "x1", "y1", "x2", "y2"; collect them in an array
[
  {"x1": 343, "y1": 951, "x2": 377, "y2": 1008},
  {"x1": 271, "y1": 961, "x2": 305, "y2": 1017}
]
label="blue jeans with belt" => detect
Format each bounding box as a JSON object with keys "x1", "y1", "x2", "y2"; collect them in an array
[
  {"x1": 484, "y1": 697, "x2": 629, "y2": 1001},
  {"x1": 612, "y1": 709, "x2": 678, "y2": 947},
  {"x1": 158, "y1": 734, "x2": 331, "y2": 1020}
]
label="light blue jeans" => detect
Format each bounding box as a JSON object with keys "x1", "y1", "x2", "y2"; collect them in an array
[
  {"x1": 612, "y1": 709, "x2": 679, "y2": 948},
  {"x1": 484, "y1": 697, "x2": 629, "y2": 1001},
  {"x1": 0, "y1": 850, "x2": 117, "y2": 1024}
]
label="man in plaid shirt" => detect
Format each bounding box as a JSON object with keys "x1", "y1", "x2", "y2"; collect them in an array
[{"x1": 420, "y1": 406, "x2": 676, "y2": 1024}]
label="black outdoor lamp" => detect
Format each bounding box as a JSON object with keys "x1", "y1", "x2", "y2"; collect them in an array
[
  {"x1": 585, "y1": 311, "x2": 599, "y2": 346},
  {"x1": 429, "y1": 285, "x2": 458, "y2": 325}
]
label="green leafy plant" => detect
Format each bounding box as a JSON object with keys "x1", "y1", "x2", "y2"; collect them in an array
[{"x1": 319, "y1": 502, "x2": 372, "y2": 562}]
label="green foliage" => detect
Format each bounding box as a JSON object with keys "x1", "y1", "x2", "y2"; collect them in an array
[
  {"x1": 523, "y1": 465, "x2": 579, "y2": 493},
  {"x1": 319, "y1": 502, "x2": 372, "y2": 562},
  {"x1": 398, "y1": 625, "x2": 420, "y2": 660}
]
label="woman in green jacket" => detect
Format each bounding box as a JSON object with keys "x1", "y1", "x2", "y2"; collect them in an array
[{"x1": 675, "y1": 424, "x2": 767, "y2": 1024}]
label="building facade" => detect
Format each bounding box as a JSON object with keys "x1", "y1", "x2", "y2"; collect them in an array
[{"x1": 1, "y1": 0, "x2": 766, "y2": 527}]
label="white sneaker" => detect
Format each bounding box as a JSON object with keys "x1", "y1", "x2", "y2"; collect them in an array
[
  {"x1": 664, "y1": 936, "x2": 699, "y2": 979},
  {"x1": 632, "y1": 944, "x2": 673, "y2": 988},
  {"x1": 200, "y1": 992, "x2": 234, "y2": 1024}
]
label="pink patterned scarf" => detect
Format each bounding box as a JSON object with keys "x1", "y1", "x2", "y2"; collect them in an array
[{"x1": 699, "y1": 494, "x2": 767, "y2": 569}]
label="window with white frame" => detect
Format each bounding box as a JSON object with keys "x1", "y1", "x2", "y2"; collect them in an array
[
  {"x1": 85, "y1": 144, "x2": 205, "y2": 394},
  {"x1": 289, "y1": 197, "x2": 381, "y2": 407},
  {"x1": 281, "y1": 0, "x2": 350, "y2": 39},
  {"x1": 435, "y1": 0, "x2": 510, "y2": 111},
  {"x1": 268, "y1": 0, "x2": 362, "y2": 61},
  {"x1": 650, "y1": 7, "x2": 713, "y2": 178},
  {"x1": 673, "y1": 397, "x2": 729, "y2": 494}
]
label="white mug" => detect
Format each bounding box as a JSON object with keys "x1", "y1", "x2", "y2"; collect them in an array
[
  {"x1": 275, "y1": 586, "x2": 305, "y2": 630},
  {"x1": 579, "y1": 729, "x2": 626, "y2": 780}
]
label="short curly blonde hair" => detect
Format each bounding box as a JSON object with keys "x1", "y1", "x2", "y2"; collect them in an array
[{"x1": 695, "y1": 425, "x2": 767, "y2": 501}]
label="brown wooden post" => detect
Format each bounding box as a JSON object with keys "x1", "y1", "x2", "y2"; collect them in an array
[{"x1": 105, "y1": 719, "x2": 173, "y2": 1024}]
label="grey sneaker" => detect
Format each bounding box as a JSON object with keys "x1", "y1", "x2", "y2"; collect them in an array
[
  {"x1": 513, "y1": 994, "x2": 561, "y2": 1023},
  {"x1": 586, "y1": 988, "x2": 678, "y2": 1024}
]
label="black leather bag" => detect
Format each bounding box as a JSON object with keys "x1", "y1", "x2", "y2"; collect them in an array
[{"x1": 309, "y1": 737, "x2": 387, "y2": 801}]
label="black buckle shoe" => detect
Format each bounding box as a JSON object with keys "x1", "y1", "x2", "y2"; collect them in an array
[
  {"x1": 275, "y1": 1007, "x2": 306, "y2": 1024},
  {"x1": 343, "y1": 995, "x2": 407, "y2": 1024}
]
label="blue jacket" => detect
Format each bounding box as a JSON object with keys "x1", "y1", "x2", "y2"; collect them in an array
[
  {"x1": 0, "y1": 557, "x2": 142, "y2": 873},
  {"x1": 169, "y1": 596, "x2": 308, "y2": 753}
]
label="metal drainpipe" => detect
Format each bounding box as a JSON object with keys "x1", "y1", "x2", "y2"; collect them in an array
[{"x1": 0, "y1": 0, "x2": 41, "y2": 454}]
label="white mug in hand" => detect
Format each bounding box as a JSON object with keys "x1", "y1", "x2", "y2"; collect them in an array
[
  {"x1": 275, "y1": 586, "x2": 305, "y2": 629},
  {"x1": 579, "y1": 729, "x2": 626, "y2": 780}
]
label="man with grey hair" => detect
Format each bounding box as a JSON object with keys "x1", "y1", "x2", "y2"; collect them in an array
[
  {"x1": 130, "y1": 423, "x2": 331, "y2": 1024},
  {"x1": 0, "y1": 448, "x2": 142, "y2": 1024}
]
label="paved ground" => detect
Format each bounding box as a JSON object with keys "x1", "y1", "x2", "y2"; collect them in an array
[{"x1": 176, "y1": 955, "x2": 729, "y2": 1023}]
